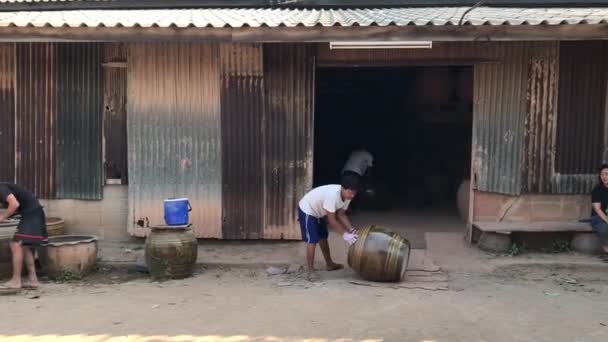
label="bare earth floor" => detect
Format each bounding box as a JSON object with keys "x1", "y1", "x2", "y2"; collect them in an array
[{"x1": 2, "y1": 228, "x2": 608, "y2": 342}]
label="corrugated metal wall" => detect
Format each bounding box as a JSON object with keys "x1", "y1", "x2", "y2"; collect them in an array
[
  {"x1": 264, "y1": 44, "x2": 315, "y2": 240},
  {"x1": 523, "y1": 43, "x2": 559, "y2": 193},
  {"x1": 0, "y1": 44, "x2": 15, "y2": 182},
  {"x1": 217, "y1": 43, "x2": 314, "y2": 240},
  {"x1": 56, "y1": 43, "x2": 103, "y2": 199},
  {"x1": 220, "y1": 43, "x2": 266, "y2": 239},
  {"x1": 15, "y1": 43, "x2": 57, "y2": 199},
  {"x1": 470, "y1": 42, "x2": 561, "y2": 195},
  {"x1": 103, "y1": 43, "x2": 128, "y2": 184},
  {"x1": 556, "y1": 41, "x2": 607, "y2": 175},
  {"x1": 550, "y1": 174, "x2": 598, "y2": 194},
  {"x1": 472, "y1": 43, "x2": 530, "y2": 195},
  {"x1": 127, "y1": 43, "x2": 222, "y2": 238}
]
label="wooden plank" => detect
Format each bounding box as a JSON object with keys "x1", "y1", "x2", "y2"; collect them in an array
[
  {"x1": 474, "y1": 221, "x2": 592, "y2": 233},
  {"x1": 0, "y1": 24, "x2": 607, "y2": 43}
]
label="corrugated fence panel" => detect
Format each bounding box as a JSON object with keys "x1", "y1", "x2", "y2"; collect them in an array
[
  {"x1": 220, "y1": 43, "x2": 266, "y2": 239},
  {"x1": 523, "y1": 42, "x2": 559, "y2": 193},
  {"x1": 473, "y1": 42, "x2": 529, "y2": 195},
  {"x1": 264, "y1": 44, "x2": 314, "y2": 240},
  {"x1": 554, "y1": 41, "x2": 607, "y2": 194},
  {"x1": 550, "y1": 174, "x2": 597, "y2": 194},
  {"x1": 556, "y1": 41, "x2": 607, "y2": 175},
  {"x1": 0, "y1": 44, "x2": 14, "y2": 182},
  {"x1": 15, "y1": 43, "x2": 57, "y2": 199},
  {"x1": 103, "y1": 43, "x2": 128, "y2": 184},
  {"x1": 56, "y1": 43, "x2": 103, "y2": 199},
  {"x1": 127, "y1": 43, "x2": 222, "y2": 238}
]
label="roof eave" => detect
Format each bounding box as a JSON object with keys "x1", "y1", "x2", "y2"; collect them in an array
[
  {"x1": 4, "y1": 0, "x2": 608, "y2": 12},
  {"x1": 0, "y1": 24, "x2": 606, "y2": 43}
]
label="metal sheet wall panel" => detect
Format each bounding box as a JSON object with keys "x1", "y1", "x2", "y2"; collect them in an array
[
  {"x1": 523, "y1": 43, "x2": 559, "y2": 193},
  {"x1": 220, "y1": 43, "x2": 266, "y2": 239},
  {"x1": 103, "y1": 43, "x2": 128, "y2": 184},
  {"x1": 0, "y1": 44, "x2": 14, "y2": 182},
  {"x1": 550, "y1": 174, "x2": 597, "y2": 194},
  {"x1": 56, "y1": 43, "x2": 103, "y2": 199},
  {"x1": 555, "y1": 41, "x2": 607, "y2": 175},
  {"x1": 127, "y1": 43, "x2": 222, "y2": 238},
  {"x1": 15, "y1": 43, "x2": 57, "y2": 199},
  {"x1": 263, "y1": 44, "x2": 314, "y2": 240},
  {"x1": 473, "y1": 43, "x2": 530, "y2": 195}
]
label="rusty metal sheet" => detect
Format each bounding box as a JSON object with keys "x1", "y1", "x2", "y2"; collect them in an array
[
  {"x1": 550, "y1": 174, "x2": 598, "y2": 194},
  {"x1": 103, "y1": 43, "x2": 128, "y2": 184},
  {"x1": 15, "y1": 43, "x2": 57, "y2": 198},
  {"x1": 473, "y1": 43, "x2": 531, "y2": 196},
  {"x1": 220, "y1": 43, "x2": 266, "y2": 239},
  {"x1": 471, "y1": 42, "x2": 561, "y2": 196},
  {"x1": 263, "y1": 43, "x2": 314, "y2": 240},
  {"x1": 556, "y1": 41, "x2": 607, "y2": 176},
  {"x1": 0, "y1": 43, "x2": 14, "y2": 182},
  {"x1": 56, "y1": 43, "x2": 103, "y2": 199},
  {"x1": 523, "y1": 43, "x2": 559, "y2": 193},
  {"x1": 127, "y1": 43, "x2": 222, "y2": 238}
]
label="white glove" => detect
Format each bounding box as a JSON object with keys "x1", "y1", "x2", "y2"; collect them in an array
[{"x1": 342, "y1": 232, "x2": 358, "y2": 245}]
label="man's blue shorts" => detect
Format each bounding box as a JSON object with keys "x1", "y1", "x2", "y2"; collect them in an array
[{"x1": 298, "y1": 206, "x2": 329, "y2": 244}]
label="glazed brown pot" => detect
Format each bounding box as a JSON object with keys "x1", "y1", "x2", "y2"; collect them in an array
[
  {"x1": 145, "y1": 225, "x2": 198, "y2": 280},
  {"x1": 46, "y1": 217, "x2": 65, "y2": 237},
  {"x1": 347, "y1": 225, "x2": 411, "y2": 282}
]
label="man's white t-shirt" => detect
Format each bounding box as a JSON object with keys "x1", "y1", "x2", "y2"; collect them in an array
[
  {"x1": 342, "y1": 150, "x2": 373, "y2": 176},
  {"x1": 298, "y1": 184, "x2": 350, "y2": 218}
]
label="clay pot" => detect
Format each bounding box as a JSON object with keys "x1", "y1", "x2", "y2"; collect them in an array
[
  {"x1": 46, "y1": 217, "x2": 65, "y2": 237},
  {"x1": 347, "y1": 225, "x2": 411, "y2": 282},
  {"x1": 456, "y1": 179, "x2": 470, "y2": 223},
  {"x1": 0, "y1": 220, "x2": 18, "y2": 241},
  {"x1": 478, "y1": 232, "x2": 511, "y2": 253},
  {"x1": 0, "y1": 221, "x2": 18, "y2": 267},
  {"x1": 42, "y1": 235, "x2": 98, "y2": 279},
  {"x1": 571, "y1": 233, "x2": 603, "y2": 255},
  {"x1": 145, "y1": 225, "x2": 198, "y2": 280}
]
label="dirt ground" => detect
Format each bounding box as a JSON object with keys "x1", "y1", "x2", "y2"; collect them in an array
[
  {"x1": 2, "y1": 218, "x2": 608, "y2": 342},
  {"x1": 1, "y1": 259, "x2": 607, "y2": 342}
]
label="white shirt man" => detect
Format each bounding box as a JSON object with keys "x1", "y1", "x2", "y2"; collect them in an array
[
  {"x1": 342, "y1": 150, "x2": 373, "y2": 176},
  {"x1": 297, "y1": 174, "x2": 361, "y2": 281}
]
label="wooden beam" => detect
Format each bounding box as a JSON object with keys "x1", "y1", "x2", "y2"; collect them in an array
[{"x1": 0, "y1": 25, "x2": 607, "y2": 43}]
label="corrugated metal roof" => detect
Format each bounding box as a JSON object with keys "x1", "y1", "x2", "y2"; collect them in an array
[
  {"x1": 2, "y1": 0, "x2": 608, "y2": 7},
  {"x1": 0, "y1": 7, "x2": 606, "y2": 28}
]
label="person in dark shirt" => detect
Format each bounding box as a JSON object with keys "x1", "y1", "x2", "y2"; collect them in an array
[
  {"x1": 590, "y1": 164, "x2": 608, "y2": 259},
  {"x1": 0, "y1": 182, "x2": 48, "y2": 290}
]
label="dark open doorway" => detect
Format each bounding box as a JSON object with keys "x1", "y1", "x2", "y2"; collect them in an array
[{"x1": 314, "y1": 66, "x2": 473, "y2": 247}]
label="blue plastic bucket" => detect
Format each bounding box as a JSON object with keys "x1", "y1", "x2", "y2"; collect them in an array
[{"x1": 163, "y1": 198, "x2": 191, "y2": 225}]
